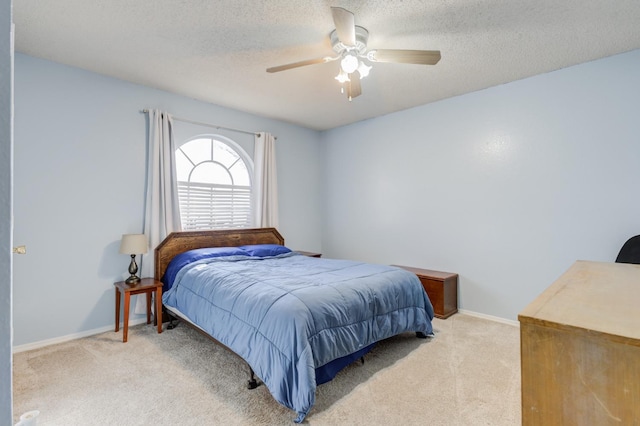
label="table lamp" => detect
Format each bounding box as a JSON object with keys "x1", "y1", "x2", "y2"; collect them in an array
[{"x1": 119, "y1": 233, "x2": 148, "y2": 285}]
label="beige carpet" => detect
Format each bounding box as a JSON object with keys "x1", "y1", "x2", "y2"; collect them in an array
[{"x1": 13, "y1": 314, "x2": 521, "y2": 425}]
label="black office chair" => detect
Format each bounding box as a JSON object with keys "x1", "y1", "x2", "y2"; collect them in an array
[{"x1": 615, "y1": 235, "x2": 640, "y2": 264}]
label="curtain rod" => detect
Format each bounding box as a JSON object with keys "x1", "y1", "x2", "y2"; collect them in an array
[{"x1": 141, "y1": 109, "x2": 275, "y2": 139}]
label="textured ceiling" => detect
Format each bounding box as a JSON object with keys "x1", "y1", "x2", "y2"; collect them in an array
[{"x1": 13, "y1": 1, "x2": 640, "y2": 131}]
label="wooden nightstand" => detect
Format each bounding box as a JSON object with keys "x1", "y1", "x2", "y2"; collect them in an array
[
  {"x1": 114, "y1": 278, "x2": 163, "y2": 342},
  {"x1": 296, "y1": 250, "x2": 322, "y2": 258},
  {"x1": 394, "y1": 265, "x2": 458, "y2": 319}
]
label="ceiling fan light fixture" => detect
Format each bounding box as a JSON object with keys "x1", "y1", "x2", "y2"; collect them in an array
[
  {"x1": 265, "y1": 7, "x2": 440, "y2": 103},
  {"x1": 357, "y1": 61, "x2": 372, "y2": 79},
  {"x1": 335, "y1": 69, "x2": 350, "y2": 83},
  {"x1": 340, "y1": 53, "x2": 359, "y2": 74}
]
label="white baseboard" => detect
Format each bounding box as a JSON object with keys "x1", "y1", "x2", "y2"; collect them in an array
[
  {"x1": 458, "y1": 309, "x2": 520, "y2": 327},
  {"x1": 12, "y1": 317, "x2": 149, "y2": 354},
  {"x1": 14, "y1": 310, "x2": 518, "y2": 353}
]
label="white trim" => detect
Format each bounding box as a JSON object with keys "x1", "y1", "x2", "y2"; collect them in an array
[
  {"x1": 177, "y1": 133, "x2": 254, "y2": 171},
  {"x1": 458, "y1": 309, "x2": 520, "y2": 327},
  {"x1": 13, "y1": 309, "x2": 519, "y2": 353},
  {"x1": 12, "y1": 318, "x2": 149, "y2": 354}
]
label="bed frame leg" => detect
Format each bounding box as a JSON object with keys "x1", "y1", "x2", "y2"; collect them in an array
[
  {"x1": 247, "y1": 367, "x2": 259, "y2": 389},
  {"x1": 416, "y1": 331, "x2": 428, "y2": 339},
  {"x1": 167, "y1": 313, "x2": 180, "y2": 330},
  {"x1": 360, "y1": 357, "x2": 365, "y2": 365}
]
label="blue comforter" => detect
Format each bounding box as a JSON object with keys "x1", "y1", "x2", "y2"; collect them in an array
[{"x1": 163, "y1": 252, "x2": 434, "y2": 422}]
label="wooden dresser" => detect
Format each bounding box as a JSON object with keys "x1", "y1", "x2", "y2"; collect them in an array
[{"x1": 518, "y1": 260, "x2": 640, "y2": 425}]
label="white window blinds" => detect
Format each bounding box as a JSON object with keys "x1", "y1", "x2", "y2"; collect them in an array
[{"x1": 178, "y1": 181, "x2": 251, "y2": 230}]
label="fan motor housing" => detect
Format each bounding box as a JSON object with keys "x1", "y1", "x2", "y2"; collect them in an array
[{"x1": 330, "y1": 25, "x2": 369, "y2": 55}]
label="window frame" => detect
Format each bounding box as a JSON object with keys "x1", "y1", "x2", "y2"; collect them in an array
[{"x1": 175, "y1": 134, "x2": 254, "y2": 231}]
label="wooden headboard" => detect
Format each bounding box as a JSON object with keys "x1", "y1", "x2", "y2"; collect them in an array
[{"x1": 154, "y1": 227, "x2": 285, "y2": 280}]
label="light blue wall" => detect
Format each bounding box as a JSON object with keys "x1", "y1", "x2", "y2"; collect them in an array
[
  {"x1": 0, "y1": 0, "x2": 13, "y2": 422},
  {"x1": 13, "y1": 54, "x2": 323, "y2": 346},
  {"x1": 13, "y1": 48, "x2": 640, "y2": 346},
  {"x1": 321, "y1": 49, "x2": 640, "y2": 321}
]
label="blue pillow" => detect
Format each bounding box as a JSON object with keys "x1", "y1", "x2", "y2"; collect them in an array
[
  {"x1": 239, "y1": 244, "x2": 292, "y2": 257},
  {"x1": 163, "y1": 246, "x2": 246, "y2": 290}
]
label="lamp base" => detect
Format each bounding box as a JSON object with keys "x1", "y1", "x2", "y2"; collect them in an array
[
  {"x1": 125, "y1": 275, "x2": 141, "y2": 285},
  {"x1": 125, "y1": 254, "x2": 140, "y2": 285}
]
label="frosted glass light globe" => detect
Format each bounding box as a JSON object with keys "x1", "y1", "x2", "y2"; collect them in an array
[{"x1": 340, "y1": 54, "x2": 359, "y2": 74}]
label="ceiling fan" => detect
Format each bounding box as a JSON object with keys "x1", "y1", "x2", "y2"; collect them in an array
[{"x1": 266, "y1": 7, "x2": 441, "y2": 101}]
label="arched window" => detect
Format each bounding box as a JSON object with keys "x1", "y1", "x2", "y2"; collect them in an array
[{"x1": 175, "y1": 135, "x2": 252, "y2": 230}]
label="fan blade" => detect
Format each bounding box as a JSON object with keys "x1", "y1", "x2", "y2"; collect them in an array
[
  {"x1": 347, "y1": 72, "x2": 362, "y2": 100},
  {"x1": 368, "y1": 49, "x2": 441, "y2": 65},
  {"x1": 331, "y1": 7, "x2": 356, "y2": 46},
  {"x1": 267, "y1": 57, "x2": 332, "y2": 73}
]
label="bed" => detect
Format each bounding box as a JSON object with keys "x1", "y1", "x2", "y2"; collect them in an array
[{"x1": 155, "y1": 228, "x2": 434, "y2": 422}]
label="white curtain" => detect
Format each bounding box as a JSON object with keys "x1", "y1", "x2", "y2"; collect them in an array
[
  {"x1": 252, "y1": 132, "x2": 279, "y2": 228},
  {"x1": 135, "y1": 109, "x2": 182, "y2": 313}
]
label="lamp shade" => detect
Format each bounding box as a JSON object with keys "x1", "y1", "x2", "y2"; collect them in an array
[{"x1": 119, "y1": 234, "x2": 148, "y2": 255}]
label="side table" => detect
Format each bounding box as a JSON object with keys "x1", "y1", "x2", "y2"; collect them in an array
[
  {"x1": 296, "y1": 250, "x2": 322, "y2": 258},
  {"x1": 393, "y1": 265, "x2": 458, "y2": 319},
  {"x1": 114, "y1": 278, "x2": 163, "y2": 342}
]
